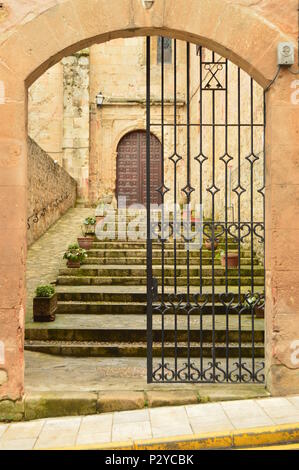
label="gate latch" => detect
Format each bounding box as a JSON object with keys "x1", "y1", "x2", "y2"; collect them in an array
[{"x1": 151, "y1": 278, "x2": 159, "y2": 301}]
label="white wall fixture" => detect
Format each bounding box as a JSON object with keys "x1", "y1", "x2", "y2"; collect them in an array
[{"x1": 142, "y1": 0, "x2": 155, "y2": 10}]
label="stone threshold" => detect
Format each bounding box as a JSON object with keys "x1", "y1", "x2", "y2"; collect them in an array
[{"x1": 0, "y1": 385, "x2": 269, "y2": 422}]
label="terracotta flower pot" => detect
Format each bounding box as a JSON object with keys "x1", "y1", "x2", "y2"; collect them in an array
[
  {"x1": 77, "y1": 237, "x2": 93, "y2": 250},
  {"x1": 96, "y1": 215, "x2": 105, "y2": 224},
  {"x1": 221, "y1": 252, "x2": 239, "y2": 268},
  {"x1": 205, "y1": 240, "x2": 219, "y2": 250},
  {"x1": 33, "y1": 293, "x2": 57, "y2": 322},
  {"x1": 67, "y1": 260, "x2": 81, "y2": 268},
  {"x1": 255, "y1": 305, "x2": 264, "y2": 319}
]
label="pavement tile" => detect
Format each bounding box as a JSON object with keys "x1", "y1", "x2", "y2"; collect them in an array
[
  {"x1": 1, "y1": 420, "x2": 45, "y2": 441},
  {"x1": 0, "y1": 424, "x2": 9, "y2": 439},
  {"x1": 149, "y1": 406, "x2": 189, "y2": 428},
  {"x1": 76, "y1": 431, "x2": 111, "y2": 446},
  {"x1": 112, "y1": 421, "x2": 152, "y2": 441},
  {"x1": 35, "y1": 416, "x2": 81, "y2": 449},
  {"x1": 190, "y1": 417, "x2": 234, "y2": 434},
  {"x1": 0, "y1": 438, "x2": 36, "y2": 450},
  {"x1": 113, "y1": 409, "x2": 149, "y2": 424},
  {"x1": 228, "y1": 415, "x2": 273, "y2": 429},
  {"x1": 185, "y1": 402, "x2": 225, "y2": 419},
  {"x1": 151, "y1": 424, "x2": 193, "y2": 439},
  {"x1": 287, "y1": 396, "x2": 299, "y2": 410},
  {"x1": 256, "y1": 398, "x2": 299, "y2": 419},
  {"x1": 79, "y1": 414, "x2": 113, "y2": 434},
  {"x1": 221, "y1": 399, "x2": 269, "y2": 419}
]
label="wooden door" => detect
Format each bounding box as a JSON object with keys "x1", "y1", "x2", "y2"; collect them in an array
[{"x1": 117, "y1": 130, "x2": 162, "y2": 206}]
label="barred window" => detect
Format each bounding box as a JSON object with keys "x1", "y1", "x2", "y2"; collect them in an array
[{"x1": 157, "y1": 37, "x2": 172, "y2": 64}]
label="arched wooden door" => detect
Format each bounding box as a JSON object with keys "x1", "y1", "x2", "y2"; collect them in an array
[{"x1": 117, "y1": 130, "x2": 162, "y2": 206}]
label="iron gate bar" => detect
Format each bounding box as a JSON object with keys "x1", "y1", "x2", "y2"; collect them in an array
[
  {"x1": 146, "y1": 36, "x2": 153, "y2": 384},
  {"x1": 146, "y1": 37, "x2": 265, "y2": 384}
]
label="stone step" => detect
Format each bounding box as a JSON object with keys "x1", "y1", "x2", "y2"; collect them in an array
[
  {"x1": 59, "y1": 265, "x2": 265, "y2": 277},
  {"x1": 56, "y1": 275, "x2": 265, "y2": 287},
  {"x1": 88, "y1": 242, "x2": 241, "y2": 250},
  {"x1": 56, "y1": 301, "x2": 261, "y2": 316},
  {"x1": 24, "y1": 340, "x2": 264, "y2": 358},
  {"x1": 25, "y1": 314, "x2": 264, "y2": 342},
  {"x1": 83, "y1": 257, "x2": 260, "y2": 266},
  {"x1": 55, "y1": 285, "x2": 263, "y2": 303}
]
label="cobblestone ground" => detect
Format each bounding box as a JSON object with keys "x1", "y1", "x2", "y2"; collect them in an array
[{"x1": 26, "y1": 207, "x2": 92, "y2": 322}]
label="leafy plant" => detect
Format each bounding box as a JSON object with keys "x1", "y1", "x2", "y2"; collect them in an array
[
  {"x1": 83, "y1": 216, "x2": 96, "y2": 226},
  {"x1": 63, "y1": 244, "x2": 87, "y2": 263},
  {"x1": 35, "y1": 285, "x2": 55, "y2": 298}
]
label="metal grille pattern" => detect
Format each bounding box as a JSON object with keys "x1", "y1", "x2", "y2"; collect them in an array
[{"x1": 146, "y1": 37, "x2": 265, "y2": 383}]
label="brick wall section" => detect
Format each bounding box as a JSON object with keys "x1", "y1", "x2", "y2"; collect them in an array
[{"x1": 27, "y1": 137, "x2": 77, "y2": 246}]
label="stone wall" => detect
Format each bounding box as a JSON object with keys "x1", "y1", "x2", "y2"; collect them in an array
[
  {"x1": 62, "y1": 51, "x2": 90, "y2": 201},
  {"x1": 27, "y1": 137, "x2": 77, "y2": 246}
]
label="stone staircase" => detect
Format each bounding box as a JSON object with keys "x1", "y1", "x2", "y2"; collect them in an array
[{"x1": 25, "y1": 215, "x2": 265, "y2": 360}]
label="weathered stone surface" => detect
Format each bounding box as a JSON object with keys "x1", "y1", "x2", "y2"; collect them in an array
[
  {"x1": 27, "y1": 138, "x2": 77, "y2": 246},
  {"x1": 0, "y1": 400, "x2": 24, "y2": 422},
  {"x1": 146, "y1": 391, "x2": 198, "y2": 408},
  {"x1": 0, "y1": 369, "x2": 8, "y2": 386},
  {"x1": 24, "y1": 391, "x2": 97, "y2": 420},
  {"x1": 97, "y1": 392, "x2": 145, "y2": 413}
]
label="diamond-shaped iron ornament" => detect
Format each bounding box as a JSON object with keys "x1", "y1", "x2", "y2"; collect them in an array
[
  {"x1": 182, "y1": 184, "x2": 195, "y2": 199},
  {"x1": 258, "y1": 186, "x2": 265, "y2": 197},
  {"x1": 220, "y1": 153, "x2": 233, "y2": 165},
  {"x1": 233, "y1": 184, "x2": 246, "y2": 197},
  {"x1": 157, "y1": 183, "x2": 170, "y2": 198},
  {"x1": 207, "y1": 184, "x2": 220, "y2": 196},
  {"x1": 246, "y1": 153, "x2": 259, "y2": 164},
  {"x1": 169, "y1": 152, "x2": 183, "y2": 165},
  {"x1": 195, "y1": 153, "x2": 208, "y2": 165}
]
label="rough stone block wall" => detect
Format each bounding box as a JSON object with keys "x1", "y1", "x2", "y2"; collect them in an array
[{"x1": 27, "y1": 137, "x2": 77, "y2": 246}]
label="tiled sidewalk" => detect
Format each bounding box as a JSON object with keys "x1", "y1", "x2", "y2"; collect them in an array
[{"x1": 1, "y1": 396, "x2": 299, "y2": 450}]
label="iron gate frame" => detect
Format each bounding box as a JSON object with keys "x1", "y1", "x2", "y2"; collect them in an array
[{"x1": 146, "y1": 36, "x2": 266, "y2": 384}]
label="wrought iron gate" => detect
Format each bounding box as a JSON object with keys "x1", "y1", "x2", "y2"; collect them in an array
[{"x1": 146, "y1": 37, "x2": 265, "y2": 383}]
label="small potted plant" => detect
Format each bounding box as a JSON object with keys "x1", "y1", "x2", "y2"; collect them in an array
[
  {"x1": 63, "y1": 243, "x2": 87, "y2": 268},
  {"x1": 33, "y1": 285, "x2": 57, "y2": 322},
  {"x1": 220, "y1": 250, "x2": 239, "y2": 268},
  {"x1": 244, "y1": 292, "x2": 265, "y2": 318},
  {"x1": 204, "y1": 238, "x2": 219, "y2": 250},
  {"x1": 82, "y1": 216, "x2": 96, "y2": 239}
]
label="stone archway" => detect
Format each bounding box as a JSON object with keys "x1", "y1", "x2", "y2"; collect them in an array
[{"x1": 0, "y1": 0, "x2": 298, "y2": 401}]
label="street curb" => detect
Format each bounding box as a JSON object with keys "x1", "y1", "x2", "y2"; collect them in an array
[
  {"x1": 0, "y1": 386, "x2": 269, "y2": 422},
  {"x1": 46, "y1": 423, "x2": 299, "y2": 451}
]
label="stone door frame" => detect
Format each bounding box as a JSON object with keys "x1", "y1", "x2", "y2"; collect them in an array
[{"x1": 0, "y1": 0, "x2": 298, "y2": 400}]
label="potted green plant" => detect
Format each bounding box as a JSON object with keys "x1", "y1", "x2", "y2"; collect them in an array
[
  {"x1": 220, "y1": 250, "x2": 239, "y2": 268},
  {"x1": 33, "y1": 285, "x2": 57, "y2": 322},
  {"x1": 63, "y1": 243, "x2": 87, "y2": 268},
  {"x1": 204, "y1": 238, "x2": 219, "y2": 250},
  {"x1": 243, "y1": 292, "x2": 265, "y2": 318},
  {"x1": 82, "y1": 216, "x2": 96, "y2": 239}
]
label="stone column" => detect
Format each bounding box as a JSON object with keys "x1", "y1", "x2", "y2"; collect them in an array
[
  {"x1": 265, "y1": 70, "x2": 299, "y2": 395},
  {"x1": 88, "y1": 45, "x2": 101, "y2": 206},
  {"x1": 0, "y1": 69, "x2": 26, "y2": 401}
]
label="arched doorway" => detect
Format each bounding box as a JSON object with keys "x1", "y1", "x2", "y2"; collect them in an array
[
  {"x1": 0, "y1": 0, "x2": 296, "y2": 400},
  {"x1": 116, "y1": 130, "x2": 162, "y2": 206}
]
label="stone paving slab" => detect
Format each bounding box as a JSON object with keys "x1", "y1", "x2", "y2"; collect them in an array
[
  {"x1": 24, "y1": 352, "x2": 267, "y2": 394},
  {"x1": 1, "y1": 396, "x2": 299, "y2": 450},
  {"x1": 26, "y1": 207, "x2": 92, "y2": 320}
]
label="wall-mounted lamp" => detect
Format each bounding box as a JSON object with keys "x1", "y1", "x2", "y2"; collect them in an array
[
  {"x1": 142, "y1": 0, "x2": 155, "y2": 10},
  {"x1": 96, "y1": 91, "x2": 104, "y2": 107}
]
